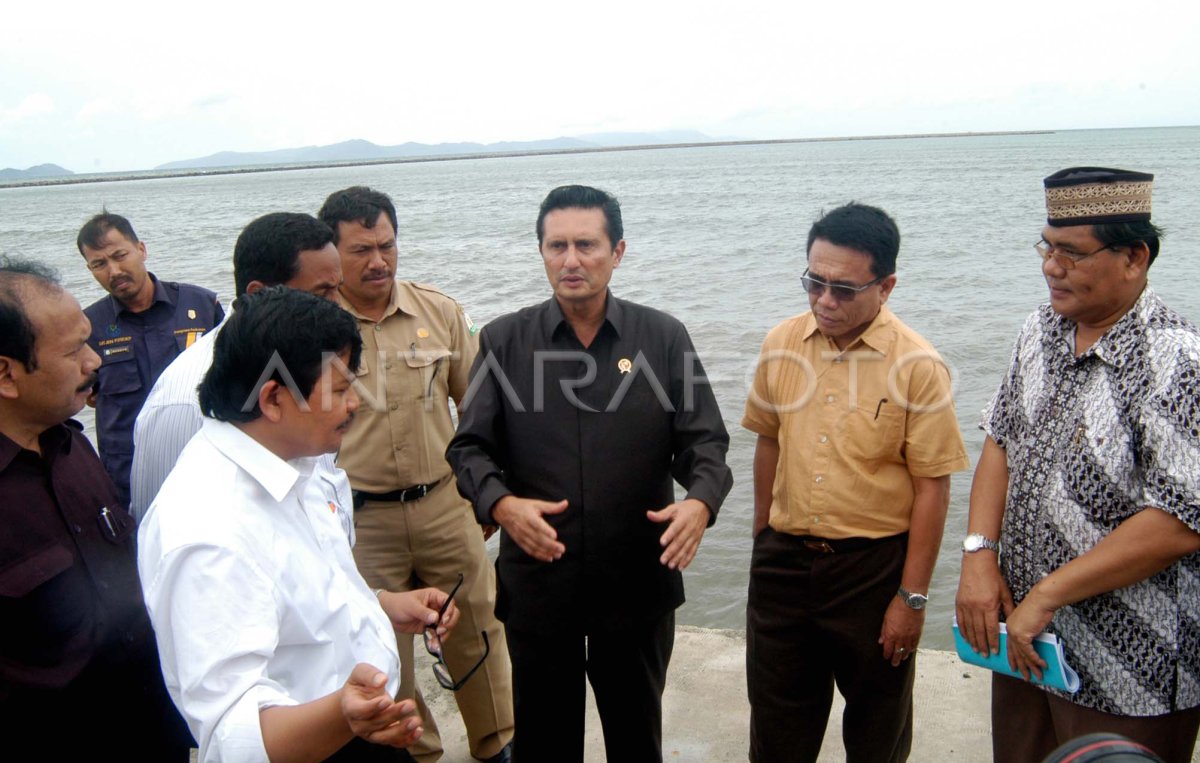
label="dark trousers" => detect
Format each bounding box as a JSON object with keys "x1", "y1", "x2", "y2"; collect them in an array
[
  {"x1": 2, "y1": 639, "x2": 193, "y2": 760},
  {"x1": 747, "y1": 528, "x2": 914, "y2": 763},
  {"x1": 505, "y1": 610, "x2": 675, "y2": 763},
  {"x1": 992, "y1": 672, "x2": 1200, "y2": 763}
]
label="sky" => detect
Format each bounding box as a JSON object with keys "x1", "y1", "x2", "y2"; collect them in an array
[{"x1": 2, "y1": 0, "x2": 1197, "y2": 173}]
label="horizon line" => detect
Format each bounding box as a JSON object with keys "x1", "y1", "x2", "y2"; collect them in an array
[{"x1": 3, "y1": 125, "x2": 1194, "y2": 190}]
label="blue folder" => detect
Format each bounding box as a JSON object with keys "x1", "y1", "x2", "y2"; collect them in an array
[{"x1": 952, "y1": 620, "x2": 1080, "y2": 693}]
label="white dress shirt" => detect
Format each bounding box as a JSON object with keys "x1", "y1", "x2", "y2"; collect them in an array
[
  {"x1": 130, "y1": 318, "x2": 224, "y2": 521},
  {"x1": 130, "y1": 317, "x2": 345, "y2": 539},
  {"x1": 138, "y1": 420, "x2": 400, "y2": 762}
]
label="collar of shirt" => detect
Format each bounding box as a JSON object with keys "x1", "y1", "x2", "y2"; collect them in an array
[
  {"x1": 105, "y1": 272, "x2": 172, "y2": 317},
  {"x1": 337, "y1": 279, "x2": 412, "y2": 322},
  {"x1": 0, "y1": 419, "x2": 79, "y2": 471},
  {"x1": 1045, "y1": 286, "x2": 1155, "y2": 369},
  {"x1": 541, "y1": 290, "x2": 626, "y2": 342},
  {"x1": 200, "y1": 419, "x2": 305, "y2": 503},
  {"x1": 798, "y1": 304, "x2": 898, "y2": 357}
]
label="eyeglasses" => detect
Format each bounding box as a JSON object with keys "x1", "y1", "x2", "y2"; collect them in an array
[
  {"x1": 423, "y1": 573, "x2": 490, "y2": 691},
  {"x1": 800, "y1": 269, "x2": 885, "y2": 302},
  {"x1": 1033, "y1": 240, "x2": 1114, "y2": 270}
]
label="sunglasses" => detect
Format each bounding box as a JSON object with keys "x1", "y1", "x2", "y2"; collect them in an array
[
  {"x1": 800, "y1": 269, "x2": 885, "y2": 302},
  {"x1": 423, "y1": 573, "x2": 490, "y2": 691}
]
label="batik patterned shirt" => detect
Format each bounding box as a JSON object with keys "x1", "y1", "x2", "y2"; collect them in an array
[{"x1": 983, "y1": 287, "x2": 1200, "y2": 715}]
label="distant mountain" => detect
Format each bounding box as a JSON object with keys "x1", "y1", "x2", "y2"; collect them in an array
[
  {"x1": 155, "y1": 132, "x2": 714, "y2": 171},
  {"x1": 0, "y1": 163, "x2": 74, "y2": 180}
]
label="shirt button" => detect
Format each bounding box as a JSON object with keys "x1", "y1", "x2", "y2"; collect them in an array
[
  {"x1": 373, "y1": 324, "x2": 383, "y2": 332},
  {"x1": 825, "y1": 395, "x2": 835, "y2": 403},
  {"x1": 389, "y1": 402, "x2": 399, "y2": 411},
  {"x1": 384, "y1": 362, "x2": 393, "y2": 370},
  {"x1": 819, "y1": 435, "x2": 829, "y2": 444},
  {"x1": 812, "y1": 516, "x2": 821, "y2": 524},
  {"x1": 72, "y1": 524, "x2": 82, "y2": 534},
  {"x1": 814, "y1": 475, "x2": 824, "y2": 483}
]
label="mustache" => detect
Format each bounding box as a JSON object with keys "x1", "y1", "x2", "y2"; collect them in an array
[{"x1": 77, "y1": 373, "x2": 98, "y2": 393}]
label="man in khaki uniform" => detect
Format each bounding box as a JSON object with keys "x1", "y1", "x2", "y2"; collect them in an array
[{"x1": 319, "y1": 186, "x2": 513, "y2": 763}]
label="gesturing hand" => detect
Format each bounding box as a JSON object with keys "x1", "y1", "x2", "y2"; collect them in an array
[
  {"x1": 493, "y1": 495, "x2": 568, "y2": 562},
  {"x1": 646, "y1": 498, "x2": 711, "y2": 570},
  {"x1": 341, "y1": 663, "x2": 422, "y2": 748}
]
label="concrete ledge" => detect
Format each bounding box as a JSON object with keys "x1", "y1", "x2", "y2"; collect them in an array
[{"x1": 417, "y1": 626, "x2": 996, "y2": 762}]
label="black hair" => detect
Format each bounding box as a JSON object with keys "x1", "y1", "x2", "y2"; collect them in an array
[
  {"x1": 198, "y1": 286, "x2": 362, "y2": 422},
  {"x1": 317, "y1": 186, "x2": 399, "y2": 244},
  {"x1": 0, "y1": 257, "x2": 62, "y2": 371},
  {"x1": 77, "y1": 210, "x2": 138, "y2": 255},
  {"x1": 1093, "y1": 220, "x2": 1163, "y2": 267},
  {"x1": 536, "y1": 185, "x2": 624, "y2": 247},
  {"x1": 233, "y1": 212, "x2": 336, "y2": 297},
  {"x1": 806, "y1": 203, "x2": 900, "y2": 278}
]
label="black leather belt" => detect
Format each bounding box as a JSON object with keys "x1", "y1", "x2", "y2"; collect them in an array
[
  {"x1": 353, "y1": 482, "x2": 438, "y2": 509},
  {"x1": 797, "y1": 532, "x2": 906, "y2": 554}
]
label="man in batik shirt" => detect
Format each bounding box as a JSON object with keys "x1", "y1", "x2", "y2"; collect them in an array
[{"x1": 956, "y1": 167, "x2": 1200, "y2": 763}]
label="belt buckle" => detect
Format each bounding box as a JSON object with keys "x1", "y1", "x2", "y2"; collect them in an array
[
  {"x1": 401, "y1": 483, "x2": 429, "y2": 503},
  {"x1": 803, "y1": 539, "x2": 836, "y2": 554}
]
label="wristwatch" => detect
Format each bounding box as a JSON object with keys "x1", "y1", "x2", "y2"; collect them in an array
[
  {"x1": 962, "y1": 533, "x2": 1000, "y2": 554},
  {"x1": 896, "y1": 586, "x2": 928, "y2": 610}
]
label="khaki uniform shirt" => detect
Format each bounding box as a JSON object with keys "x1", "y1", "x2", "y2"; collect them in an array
[
  {"x1": 742, "y1": 306, "x2": 968, "y2": 539},
  {"x1": 337, "y1": 280, "x2": 479, "y2": 492}
]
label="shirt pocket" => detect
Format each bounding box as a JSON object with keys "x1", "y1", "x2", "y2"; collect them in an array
[
  {"x1": 175, "y1": 328, "x2": 205, "y2": 352},
  {"x1": 404, "y1": 347, "x2": 452, "y2": 403},
  {"x1": 97, "y1": 349, "x2": 141, "y2": 396},
  {"x1": 837, "y1": 405, "x2": 906, "y2": 472},
  {"x1": 0, "y1": 543, "x2": 74, "y2": 598}
]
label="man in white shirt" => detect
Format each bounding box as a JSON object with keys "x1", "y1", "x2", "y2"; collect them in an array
[
  {"x1": 139, "y1": 287, "x2": 459, "y2": 762},
  {"x1": 130, "y1": 212, "x2": 344, "y2": 521}
]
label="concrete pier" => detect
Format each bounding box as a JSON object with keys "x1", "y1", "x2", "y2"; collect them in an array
[
  {"x1": 418, "y1": 626, "x2": 998, "y2": 762},
  {"x1": 418, "y1": 626, "x2": 1200, "y2": 762}
]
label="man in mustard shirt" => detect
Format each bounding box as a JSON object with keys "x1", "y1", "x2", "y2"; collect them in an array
[
  {"x1": 742, "y1": 203, "x2": 968, "y2": 762},
  {"x1": 318, "y1": 187, "x2": 513, "y2": 763}
]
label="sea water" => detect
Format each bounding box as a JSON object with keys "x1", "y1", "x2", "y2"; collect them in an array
[{"x1": 3, "y1": 126, "x2": 1198, "y2": 648}]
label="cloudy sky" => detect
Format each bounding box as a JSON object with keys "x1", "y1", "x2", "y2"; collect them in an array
[{"x1": 2, "y1": 0, "x2": 1197, "y2": 173}]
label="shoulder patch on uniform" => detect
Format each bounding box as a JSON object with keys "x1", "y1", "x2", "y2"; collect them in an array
[
  {"x1": 409, "y1": 281, "x2": 453, "y2": 300},
  {"x1": 463, "y1": 310, "x2": 479, "y2": 336}
]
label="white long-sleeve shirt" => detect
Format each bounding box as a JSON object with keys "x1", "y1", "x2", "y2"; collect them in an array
[
  {"x1": 130, "y1": 314, "x2": 224, "y2": 521},
  {"x1": 138, "y1": 420, "x2": 400, "y2": 762}
]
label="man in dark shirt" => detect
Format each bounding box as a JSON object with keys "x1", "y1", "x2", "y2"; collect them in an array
[
  {"x1": 447, "y1": 185, "x2": 733, "y2": 762},
  {"x1": 78, "y1": 211, "x2": 223, "y2": 508},
  {"x1": 0, "y1": 257, "x2": 190, "y2": 758}
]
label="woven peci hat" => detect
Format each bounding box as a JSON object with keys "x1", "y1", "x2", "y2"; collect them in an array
[{"x1": 1043, "y1": 167, "x2": 1153, "y2": 227}]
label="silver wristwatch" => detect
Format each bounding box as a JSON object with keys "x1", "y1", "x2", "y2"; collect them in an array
[
  {"x1": 962, "y1": 533, "x2": 1000, "y2": 554},
  {"x1": 896, "y1": 586, "x2": 928, "y2": 610}
]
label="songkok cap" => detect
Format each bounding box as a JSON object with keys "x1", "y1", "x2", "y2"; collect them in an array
[{"x1": 1043, "y1": 167, "x2": 1154, "y2": 227}]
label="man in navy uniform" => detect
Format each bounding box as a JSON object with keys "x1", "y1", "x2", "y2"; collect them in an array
[{"x1": 78, "y1": 211, "x2": 223, "y2": 508}]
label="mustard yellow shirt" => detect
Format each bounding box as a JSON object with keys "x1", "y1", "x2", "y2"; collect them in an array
[
  {"x1": 742, "y1": 306, "x2": 968, "y2": 538},
  {"x1": 336, "y1": 280, "x2": 478, "y2": 492}
]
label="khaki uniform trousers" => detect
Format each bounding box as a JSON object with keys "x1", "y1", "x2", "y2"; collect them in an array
[{"x1": 352, "y1": 477, "x2": 513, "y2": 762}]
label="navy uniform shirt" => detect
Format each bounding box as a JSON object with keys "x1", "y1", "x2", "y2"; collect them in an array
[
  {"x1": 447, "y1": 292, "x2": 733, "y2": 634},
  {"x1": 85, "y1": 274, "x2": 223, "y2": 509}
]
